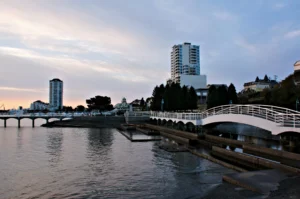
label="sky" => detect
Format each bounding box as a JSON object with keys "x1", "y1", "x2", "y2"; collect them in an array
[{"x1": 0, "y1": 0, "x2": 300, "y2": 109}]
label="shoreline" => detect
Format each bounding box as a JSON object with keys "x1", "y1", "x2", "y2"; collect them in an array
[{"x1": 41, "y1": 116, "x2": 125, "y2": 128}]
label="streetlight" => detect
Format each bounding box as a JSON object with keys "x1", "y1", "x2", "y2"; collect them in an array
[
  {"x1": 161, "y1": 99, "x2": 164, "y2": 112},
  {"x1": 296, "y1": 98, "x2": 299, "y2": 111}
]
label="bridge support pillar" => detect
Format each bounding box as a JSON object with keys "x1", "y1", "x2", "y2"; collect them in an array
[
  {"x1": 4, "y1": 119, "x2": 6, "y2": 128},
  {"x1": 32, "y1": 119, "x2": 35, "y2": 128},
  {"x1": 18, "y1": 119, "x2": 21, "y2": 128}
]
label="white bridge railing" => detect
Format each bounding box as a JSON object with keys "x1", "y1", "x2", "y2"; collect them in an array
[
  {"x1": 0, "y1": 113, "x2": 77, "y2": 117},
  {"x1": 150, "y1": 104, "x2": 300, "y2": 128},
  {"x1": 124, "y1": 111, "x2": 150, "y2": 117}
]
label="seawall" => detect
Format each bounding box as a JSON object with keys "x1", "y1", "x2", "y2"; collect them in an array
[{"x1": 42, "y1": 116, "x2": 125, "y2": 128}]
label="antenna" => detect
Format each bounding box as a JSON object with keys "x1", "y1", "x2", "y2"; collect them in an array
[{"x1": 0, "y1": 104, "x2": 5, "y2": 110}]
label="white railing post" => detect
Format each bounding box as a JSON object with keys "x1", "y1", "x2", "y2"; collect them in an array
[{"x1": 294, "y1": 115, "x2": 296, "y2": 128}]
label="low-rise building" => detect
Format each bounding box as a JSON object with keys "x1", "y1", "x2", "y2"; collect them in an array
[
  {"x1": 243, "y1": 76, "x2": 277, "y2": 92},
  {"x1": 179, "y1": 74, "x2": 207, "y2": 89},
  {"x1": 30, "y1": 100, "x2": 49, "y2": 110},
  {"x1": 114, "y1": 97, "x2": 129, "y2": 111}
]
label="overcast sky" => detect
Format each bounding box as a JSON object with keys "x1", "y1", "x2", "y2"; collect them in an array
[{"x1": 0, "y1": 0, "x2": 299, "y2": 109}]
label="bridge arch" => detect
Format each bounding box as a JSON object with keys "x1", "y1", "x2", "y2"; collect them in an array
[
  {"x1": 186, "y1": 122, "x2": 195, "y2": 132},
  {"x1": 150, "y1": 104, "x2": 300, "y2": 135}
]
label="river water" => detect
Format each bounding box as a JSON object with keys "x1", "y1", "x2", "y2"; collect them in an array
[{"x1": 0, "y1": 125, "x2": 235, "y2": 199}]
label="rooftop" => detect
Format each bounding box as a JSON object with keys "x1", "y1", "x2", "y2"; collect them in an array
[
  {"x1": 294, "y1": 60, "x2": 300, "y2": 66},
  {"x1": 50, "y1": 78, "x2": 63, "y2": 82},
  {"x1": 33, "y1": 100, "x2": 49, "y2": 105}
]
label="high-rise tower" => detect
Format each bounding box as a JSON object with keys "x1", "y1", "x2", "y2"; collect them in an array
[
  {"x1": 171, "y1": 42, "x2": 200, "y2": 84},
  {"x1": 49, "y1": 78, "x2": 63, "y2": 110},
  {"x1": 170, "y1": 42, "x2": 206, "y2": 89}
]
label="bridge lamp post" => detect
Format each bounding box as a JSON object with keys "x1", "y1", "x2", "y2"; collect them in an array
[
  {"x1": 296, "y1": 98, "x2": 299, "y2": 111},
  {"x1": 161, "y1": 99, "x2": 164, "y2": 112}
]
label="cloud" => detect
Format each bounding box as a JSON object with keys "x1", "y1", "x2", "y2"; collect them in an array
[
  {"x1": 213, "y1": 11, "x2": 236, "y2": 21},
  {"x1": 0, "y1": 0, "x2": 299, "y2": 109},
  {"x1": 0, "y1": 46, "x2": 162, "y2": 84},
  {"x1": 273, "y1": 3, "x2": 286, "y2": 9},
  {"x1": 284, "y1": 30, "x2": 300, "y2": 39},
  {"x1": 235, "y1": 39, "x2": 257, "y2": 53},
  {"x1": 0, "y1": 87, "x2": 45, "y2": 93},
  {"x1": 0, "y1": 2, "x2": 138, "y2": 56}
]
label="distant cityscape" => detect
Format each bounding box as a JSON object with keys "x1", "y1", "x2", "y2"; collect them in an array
[
  {"x1": 30, "y1": 78, "x2": 63, "y2": 111},
  {"x1": 4, "y1": 42, "x2": 300, "y2": 112}
]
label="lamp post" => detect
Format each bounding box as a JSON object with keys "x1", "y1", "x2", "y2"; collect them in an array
[
  {"x1": 161, "y1": 99, "x2": 164, "y2": 112},
  {"x1": 296, "y1": 98, "x2": 299, "y2": 111}
]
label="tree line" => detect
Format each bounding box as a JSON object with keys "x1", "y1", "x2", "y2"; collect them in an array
[
  {"x1": 150, "y1": 83, "x2": 198, "y2": 111},
  {"x1": 86, "y1": 95, "x2": 113, "y2": 111},
  {"x1": 238, "y1": 74, "x2": 300, "y2": 110},
  {"x1": 29, "y1": 105, "x2": 86, "y2": 113},
  {"x1": 206, "y1": 83, "x2": 238, "y2": 109}
]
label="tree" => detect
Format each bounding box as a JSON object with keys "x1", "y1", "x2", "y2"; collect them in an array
[
  {"x1": 255, "y1": 76, "x2": 259, "y2": 82},
  {"x1": 86, "y1": 95, "x2": 113, "y2": 111},
  {"x1": 76, "y1": 105, "x2": 85, "y2": 112},
  {"x1": 63, "y1": 106, "x2": 73, "y2": 112},
  {"x1": 150, "y1": 83, "x2": 198, "y2": 111},
  {"x1": 207, "y1": 85, "x2": 217, "y2": 109},
  {"x1": 188, "y1": 86, "x2": 198, "y2": 110},
  {"x1": 151, "y1": 86, "x2": 159, "y2": 111},
  {"x1": 207, "y1": 85, "x2": 230, "y2": 108},
  {"x1": 181, "y1": 85, "x2": 189, "y2": 110},
  {"x1": 227, "y1": 83, "x2": 238, "y2": 104},
  {"x1": 150, "y1": 84, "x2": 165, "y2": 111},
  {"x1": 264, "y1": 74, "x2": 269, "y2": 82},
  {"x1": 217, "y1": 85, "x2": 229, "y2": 106},
  {"x1": 140, "y1": 98, "x2": 145, "y2": 107}
]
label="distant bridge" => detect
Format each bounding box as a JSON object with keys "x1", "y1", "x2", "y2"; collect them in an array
[
  {"x1": 0, "y1": 113, "x2": 78, "y2": 128},
  {"x1": 150, "y1": 104, "x2": 300, "y2": 135}
]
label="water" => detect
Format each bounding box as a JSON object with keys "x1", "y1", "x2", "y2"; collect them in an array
[{"x1": 0, "y1": 126, "x2": 234, "y2": 199}]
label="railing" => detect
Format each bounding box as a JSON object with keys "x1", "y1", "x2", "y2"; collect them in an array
[
  {"x1": 0, "y1": 113, "x2": 77, "y2": 117},
  {"x1": 124, "y1": 111, "x2": 150, "y2": 117},
  {"x1": 150, "y1": 104, "x2": 300, "y2": 128}
]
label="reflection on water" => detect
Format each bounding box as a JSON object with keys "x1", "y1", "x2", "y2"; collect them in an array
[
  {"x1": 209, "y1": 123, "x2": 300, "y2": 153},
  {"x1": 0, "y1": 127, "x2": 234, "y2": 199},
  {"x1": 46, "y1": 129, "x2": 63, "y2": 165}
]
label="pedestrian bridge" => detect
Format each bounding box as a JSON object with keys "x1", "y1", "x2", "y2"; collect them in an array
[
  {"x1": 0, "y1": 113, "x2": 78, "y2": 128},
  {"x1": 150, "y1": 104, "x2": 300, "y2": 135}
]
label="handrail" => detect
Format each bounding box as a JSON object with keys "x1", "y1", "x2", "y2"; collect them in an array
[{"x1": 149, "y1": 104, "x2": 300, "y2": 128}]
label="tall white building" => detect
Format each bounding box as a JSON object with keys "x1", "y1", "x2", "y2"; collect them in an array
[
  {"x1": 49, "y1": 78, "x2": 63, "y2": 110},
  {"x1": 171, "y1": 42, "x2": 206, "y2": 89}
]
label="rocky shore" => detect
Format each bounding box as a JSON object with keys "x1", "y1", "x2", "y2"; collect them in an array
[{"x1": 202, "y1": 175, "x2": 300, "y2": 199}]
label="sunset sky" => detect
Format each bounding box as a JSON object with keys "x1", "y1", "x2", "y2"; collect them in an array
[{"x1": 1, "y1": 0, "x2": 300, "y2": 109}]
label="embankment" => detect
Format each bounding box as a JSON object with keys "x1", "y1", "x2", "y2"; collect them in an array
[{"x1": 42, "y1": 116, "x2": 125, "y2": 128}]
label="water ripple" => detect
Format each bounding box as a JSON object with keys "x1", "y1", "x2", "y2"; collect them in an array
[{"x1": 0, "y1": 127, "x2": 234, "y2": 199}]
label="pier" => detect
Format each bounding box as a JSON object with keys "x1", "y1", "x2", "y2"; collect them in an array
[{"x1": 0, "y1": 114, "x2": 76, "y2": 128}]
